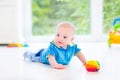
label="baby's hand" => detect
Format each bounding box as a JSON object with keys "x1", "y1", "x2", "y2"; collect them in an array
[
  {"x1": 47, "y1": 55, "x2": 65, "y2": 69},
  {"x1": 51, "y1": 64, "x2": 65, "y2": 69}
]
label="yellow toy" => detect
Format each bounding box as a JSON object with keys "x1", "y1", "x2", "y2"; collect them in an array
[
  {"x1": 108, "y1": 18, "x2": 120, "y2": 47},
  {"x1": 85, "y1": 60, "x2": 100, "y2": 72}
]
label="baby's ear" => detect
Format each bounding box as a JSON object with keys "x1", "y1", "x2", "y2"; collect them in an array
[
  {"x1": 71, "y1": 37, "x2": 75, "y2": 44},
  {"x1": 71, "y1": 36, "x2": 75, "y2": 41}
]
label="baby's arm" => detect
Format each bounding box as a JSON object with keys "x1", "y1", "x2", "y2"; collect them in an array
[
  {"x1": 76, "y1": 52, "x2": 86, "y2": 65},
  {"x1": 47, "y1": 54, "x2": 65, "y2": 69}
]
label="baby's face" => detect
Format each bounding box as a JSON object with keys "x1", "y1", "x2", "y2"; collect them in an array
[{"x1": 54, "y1": 25, "x2": 74, "y2": 48}]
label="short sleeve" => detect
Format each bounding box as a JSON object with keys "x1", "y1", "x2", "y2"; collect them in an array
[
  {"x1": 45, "y1": 45, "x2": 56, "y2": 56},
  {"x1": 44, "y1": 42, "x2": 58, "y2": 60},
  {"x1": 74, "y1": 44, "x2": 81, "y2": 55}
]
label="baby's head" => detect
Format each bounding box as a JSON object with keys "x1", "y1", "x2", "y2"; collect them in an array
[{"x1": 54, "y1": 21, "x2": 75, "y2": 48}]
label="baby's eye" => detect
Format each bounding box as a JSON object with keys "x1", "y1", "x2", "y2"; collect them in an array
[
  {"x1": 57, "y1": 34, "x2": 60, "y2": 37},
  {"x1": 63, "y1": 36, "x2": 67, "y2": 39}
]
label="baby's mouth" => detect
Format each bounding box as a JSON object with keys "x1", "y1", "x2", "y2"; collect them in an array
[
  {"x1": 58, "y1": 41, "x2": 62, "y2": 44},
  {"x1": 57, "y1": 41, "x2": 63, "y2": 45}
]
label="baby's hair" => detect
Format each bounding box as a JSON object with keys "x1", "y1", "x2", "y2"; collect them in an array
[{"x1": 56, "y1": 21, "x2": 75, "y2": 34}]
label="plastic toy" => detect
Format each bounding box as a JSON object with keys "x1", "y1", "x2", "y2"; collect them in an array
[
  {"x1": 85, "y1": 60, "x2": 100, "y2": 72},
  {"x1": 8, "y1": 42, "x2": 29, "y2": 48},
  {"x1": 108, "y1": 18, "x2": 120, "y2": 47},
  {"x1": 23, "y1": 42, "x2": 29, "y2": 47}
]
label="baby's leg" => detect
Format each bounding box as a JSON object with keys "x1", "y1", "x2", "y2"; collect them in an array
[
  {"x1": 35, "y1": 49, "x2": 44, "y2": 56},
  {"x1": 23, "y1": 51, "x2": 40, "y2": 62}
]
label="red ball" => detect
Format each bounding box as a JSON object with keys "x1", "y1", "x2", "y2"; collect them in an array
[{"x1": 85, "y1": 60, "x2": 100, "y2": 72}]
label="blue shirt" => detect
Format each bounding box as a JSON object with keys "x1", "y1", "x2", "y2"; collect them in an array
[{"x1": 40, "y1": 42, "x2": 81, "y2": 65}]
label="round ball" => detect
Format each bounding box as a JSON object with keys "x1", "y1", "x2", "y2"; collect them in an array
[{"x1": 85, "y1": 60, "x2": 100, "y2": 72}]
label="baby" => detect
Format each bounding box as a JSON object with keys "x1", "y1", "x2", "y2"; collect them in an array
[{"x1": 24, "y1": 21, "x2": 86, "y2": 69}]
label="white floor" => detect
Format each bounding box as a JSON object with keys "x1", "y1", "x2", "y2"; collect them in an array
[{"x1": 0, "y1": 42, "x2": 120, "y2": 80}]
